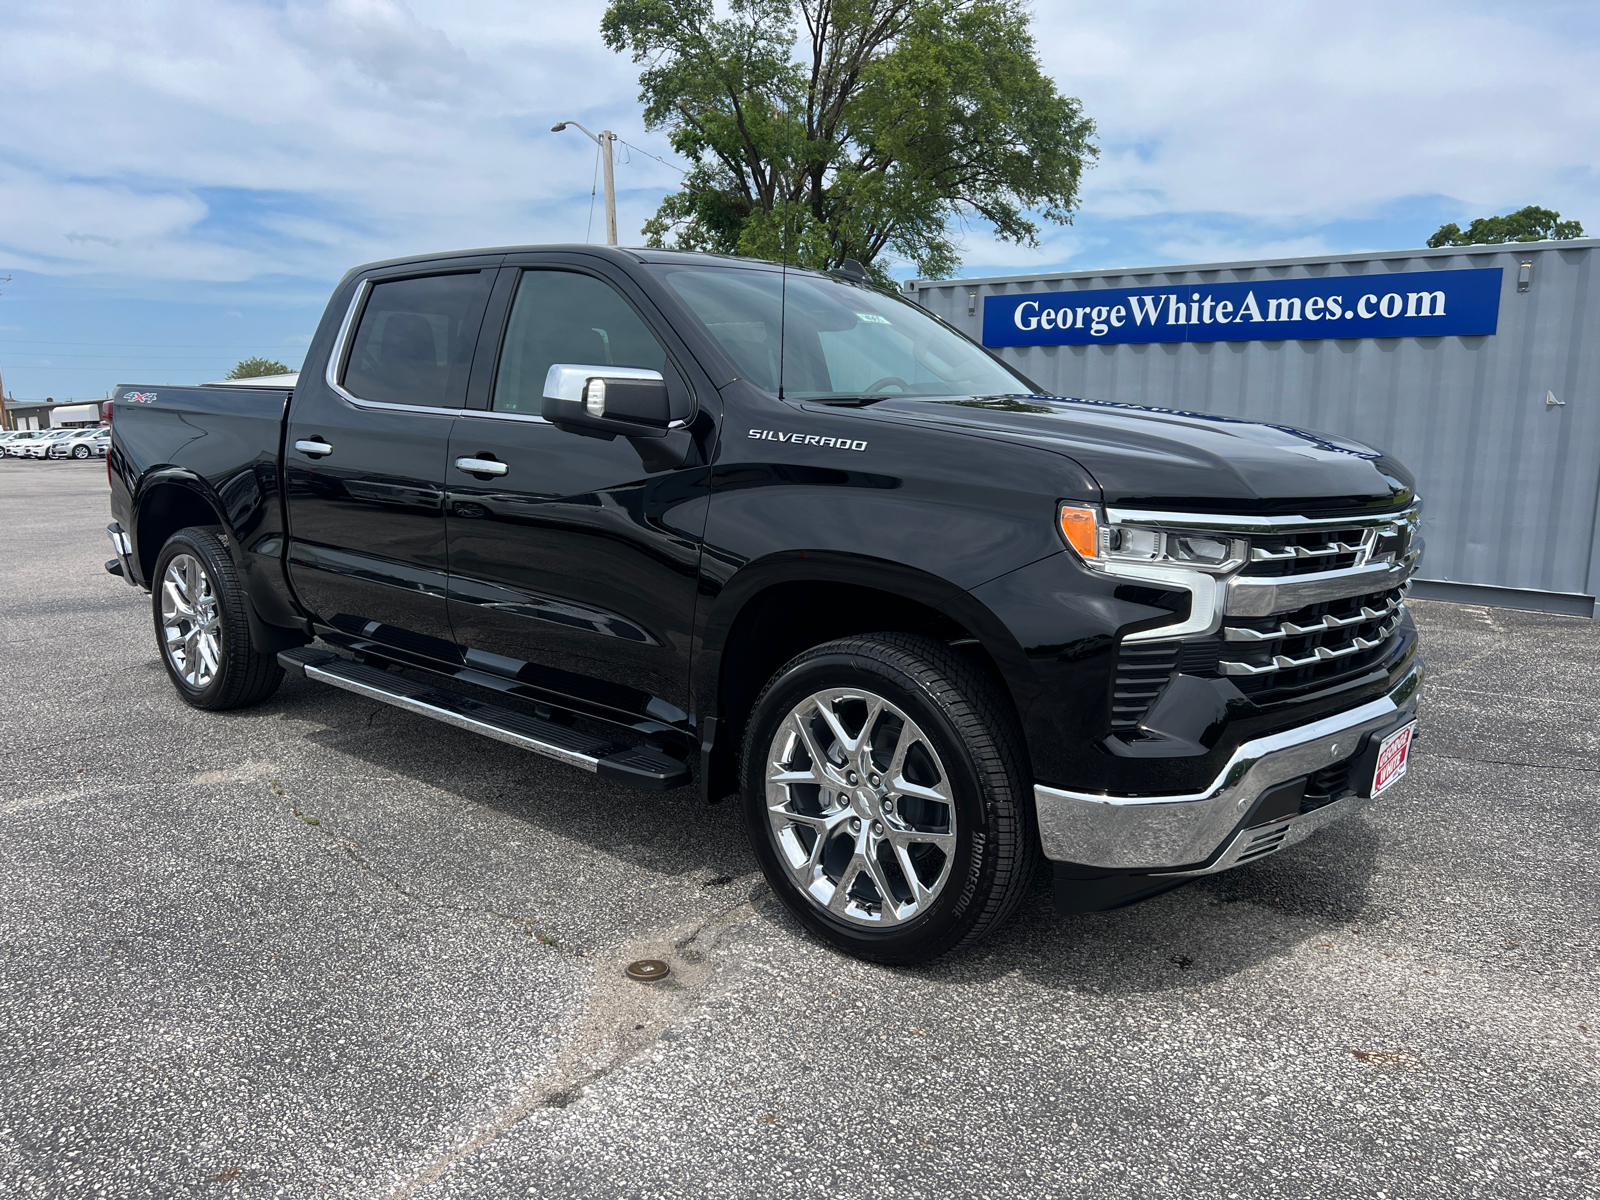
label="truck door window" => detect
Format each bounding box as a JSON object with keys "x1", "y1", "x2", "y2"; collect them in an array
[
  {"x1": 491, "y1": 270, "x2": 667, "y2": 414},
  {"x1": 342, "y1": 271, "x2": 492, "y2": 408}
]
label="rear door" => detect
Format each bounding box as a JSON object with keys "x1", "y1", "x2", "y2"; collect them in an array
[
  {"x1": 285, "y1": 260, "x2": 498, "y2": 654},
  {"x1": 443, "y1": 257, "x2": 715, "y2": 726}
]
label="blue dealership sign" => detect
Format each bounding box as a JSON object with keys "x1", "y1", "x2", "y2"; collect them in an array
[{"x1": 982, "y1": 267, "x2": 1502, "y2": 347}]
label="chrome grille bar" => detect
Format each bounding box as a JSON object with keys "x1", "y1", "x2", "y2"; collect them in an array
[
  {"x1": 1249, "y1": 538, "x2": 1366, "y2": 563},
  {"x1": 1218, "y1": 615, "x2": 1403, "y2": 676},
  {"x1": 1223, "y1": 590, "x2": 1407, "y2": 643}
]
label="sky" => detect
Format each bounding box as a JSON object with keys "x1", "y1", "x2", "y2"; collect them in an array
[{"x1": 2, "y1": 0, "x2": 1597, "y2": 402}]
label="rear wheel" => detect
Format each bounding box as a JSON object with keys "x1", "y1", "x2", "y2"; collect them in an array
[
  {"x1": 741, "y1": 634, "x2": 1038, "y2": 964},
  {"x1": 151, "y1": 527, "x2": 283, "y2": 710}
]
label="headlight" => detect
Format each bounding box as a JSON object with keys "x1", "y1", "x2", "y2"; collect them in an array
[{"x1": 1057, "y1": 503, "x2": 1247, "y2": 575}]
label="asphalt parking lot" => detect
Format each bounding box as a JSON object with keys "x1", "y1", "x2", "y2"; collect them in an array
[{"x1": 1, "y1": 458, "x2": 1596, "y2": 1200}]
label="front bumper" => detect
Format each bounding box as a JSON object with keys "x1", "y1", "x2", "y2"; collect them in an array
[{"x1": 1035, "y1": 659, "x2": 1423, "y2": 872}]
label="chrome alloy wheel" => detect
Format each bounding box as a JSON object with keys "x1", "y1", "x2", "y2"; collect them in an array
[
  {"x1": 765, "y1": 688, "x2": 957, "y2": 927},
  {"x1": 160, "y1": 553, "x2": 221, "y2": 689}
]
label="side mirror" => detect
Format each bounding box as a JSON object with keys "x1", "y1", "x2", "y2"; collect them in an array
[{"x1": 542, "y1": 364, "x2": 677, "y2": 438}]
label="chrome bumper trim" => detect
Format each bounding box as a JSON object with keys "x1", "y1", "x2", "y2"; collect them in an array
[
  {"x1": 1154, "y1": 791, "x2": 1372, "y2": 878},
  {"x1": 1033, "y1": 660, "x2": 1423, "y2": 870}
]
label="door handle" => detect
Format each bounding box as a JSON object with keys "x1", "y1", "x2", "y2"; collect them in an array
[
  {"x1": 455, "y1": 456, "x2": 508, "y2": 476},
  {"x1": 294, "y1": 439, "x2": 332, "y2": 457}
]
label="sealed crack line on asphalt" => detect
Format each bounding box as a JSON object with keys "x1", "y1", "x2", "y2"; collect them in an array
[
  {"x1": 259, "y1": 776, "x2": 595, "y2": 956},
  {"x1": 376, "y1": 881, "x2": 768, "y2": 1200},
  {"x1": 1427, "y1": 753, "x2": 1600, "y2": 773}
]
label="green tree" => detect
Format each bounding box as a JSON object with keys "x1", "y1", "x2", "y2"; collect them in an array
[
  {"x1": 1427, "y1": 205, "x2": 1584, "y2": 249},
  {"x1": 226, "y1": 356, "x2": 292, "y2": 379},
  {"x1": 601, "y1": 0, "x2": 1096, "y2": 281}
]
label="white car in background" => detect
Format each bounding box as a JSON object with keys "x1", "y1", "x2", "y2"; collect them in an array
[
  {"x1": 47, "y1": 427, "x2": 109, "y2": 460},
  {"x1": 2, "y1": 430, "x2": 48, "y2": 456},
  {"x1": 23, "y1": 429, "x2": 79, "y2": 459},
  {"x1": 5, "y1": 430, "x2": 54, "y2": 457}
]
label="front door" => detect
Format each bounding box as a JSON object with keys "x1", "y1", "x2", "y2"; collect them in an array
[
  {"x1": 285, "y1": 264, "x2": 496, "y2": 653},
  {"x1": 444, "y1": 262, "x2": 712, "y2": 727}
]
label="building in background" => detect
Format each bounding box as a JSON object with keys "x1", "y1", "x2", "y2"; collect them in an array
[
  {"x1": 2, "y1": 398, "x2": 108, "y2": 430},
  {"x1": 907, "y1": 239, "x2": 1599, "y2": 618}
]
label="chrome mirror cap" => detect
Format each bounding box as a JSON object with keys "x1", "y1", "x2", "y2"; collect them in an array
[{"x1": 543, "y1": 364, "x2": 665, "y2": 406}]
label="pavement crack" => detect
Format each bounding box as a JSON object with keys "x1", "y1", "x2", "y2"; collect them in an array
[
  {"x1": 1426, "y1": 752, "x2": 1600, "y2": 774},
  {"x1": 269, "y1": 780, "x2": 550, "y2": 933},
  {"x1": 377, "y1": 881, "x2": 767, "y2": 1200}
]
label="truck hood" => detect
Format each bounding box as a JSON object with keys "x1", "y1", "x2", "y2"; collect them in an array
[{"x1": 824, "y1": 394, "x2": 1416, "y2": 515}]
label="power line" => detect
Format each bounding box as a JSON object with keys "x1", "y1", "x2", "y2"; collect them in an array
[
  {"x1": 585, "y1": 140, "x2": 601, "y2": 243},
  {"x1": 3, "y1": 352, "x2": 286, "y2": 361},
  {"x1": 2, "y1": 367, "x2": 244, "y2": 375},
  {"x1": 0, "y1": 339, "x2": 308, "y2": 349},
  {"x1": 4, "y1": 355, "x2": 288, "y2": 363},
  {"x1": 615, "y1": 138, "x2": 688, "y2": 176}
]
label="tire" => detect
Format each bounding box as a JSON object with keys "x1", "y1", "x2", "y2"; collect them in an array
[
  {"x1": 151, "y1": 526, "x2": 283, "y2": 710},
  {"x1": 73, "y1": 444, "x2": 90, "y2": 459},
  {"x1": 740, "y1": 634, "x2": 1038, "y2": 965}
]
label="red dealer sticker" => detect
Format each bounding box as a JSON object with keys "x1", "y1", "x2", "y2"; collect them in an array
[{"x1": 1371, "y1": 721, "x2": 1417, "y2": 796}]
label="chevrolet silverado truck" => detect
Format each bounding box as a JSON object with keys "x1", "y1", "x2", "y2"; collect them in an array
[{"x1": 106, "y1": 245, "x2": 1423, "y2": 964}]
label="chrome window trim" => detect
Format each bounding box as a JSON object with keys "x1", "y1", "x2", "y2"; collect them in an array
[
  {"x1": 1105, "y1": 504, "x2": 1420, "y2": 536},
  {"x1": 455, "y1": 408, "x2": 690, "y2": 430},
  {"x1": 460, "y1": 408, "x2": 551, "y2": 425},
  {"x1": 320, "y1": 276, "x2": 466, "y2": 418}
]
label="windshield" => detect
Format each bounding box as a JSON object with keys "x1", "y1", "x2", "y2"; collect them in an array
[{"x1": 651, "y1": 265, "x2": 1034, "y2": 400}]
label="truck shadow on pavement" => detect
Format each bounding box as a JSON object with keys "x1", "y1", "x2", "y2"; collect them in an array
[
  {"x1": 927, "y1": 817, "x2": 1389, "y2": 997},
  {"x1": 264, "y1": 671, "x2": 1387, "y2": 998}
]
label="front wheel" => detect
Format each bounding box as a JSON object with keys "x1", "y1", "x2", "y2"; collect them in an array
[
  {"x1": 741, "y1": 634, "x2": 1038, "y2": 965},
  {"x1": 151, "y1": 526, "x2": 283, "y2": 710},
  {"x1": 72, "y1": 444, "x2": 91, "y2": 459}
]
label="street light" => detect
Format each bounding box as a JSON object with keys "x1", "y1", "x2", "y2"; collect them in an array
[{"x1": 552, "y1": 121, "x2": 617, "y2": 246}]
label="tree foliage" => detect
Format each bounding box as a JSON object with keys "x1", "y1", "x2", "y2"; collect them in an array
[
  {"x1": 1427, "y1": 206, "x2": 1584, "y2": 249},
  {"x1": 601, "y1": 0, "x2": 1096, "y2": 281},
  {"x1": 226, "y1": 357, "x2": 291, "y2": 379}
]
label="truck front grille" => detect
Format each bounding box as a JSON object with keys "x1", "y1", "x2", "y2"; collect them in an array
[
  {"x1": 1110, "y1": 584, "x2": 1410, "y2": 732},
  {"x1": 1240, "y1": 526, "x2": 1369, "y2": 577},
  {"x1": 1217, "y1": 585, "x2": 1407, "y2": 699},
  {"x1": 1104, "y1": 505, "x2": 1419, "y2": 736}
]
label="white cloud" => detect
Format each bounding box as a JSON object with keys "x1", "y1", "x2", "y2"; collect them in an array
[
  {"x1": 0, "y1": 0, "x2": 678, "y2": 281},
  {"x1": 1033, "y1": 0, "x2": 1600, "y2": 223},
  {"x1": 0, "y1": 0, "x2": 1595, "y2": 292}
]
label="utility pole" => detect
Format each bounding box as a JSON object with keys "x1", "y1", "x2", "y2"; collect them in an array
[
  {"x1": 551, "y1": 121, "x2": 618, "y2": 246},
  {"x1": 0, "y1": 276, "x2": 9, "y2": 430}
]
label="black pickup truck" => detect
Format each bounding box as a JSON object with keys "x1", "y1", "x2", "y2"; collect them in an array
[{"x1": 107, "y1": 244, "x2": 1424, "y2": 963}]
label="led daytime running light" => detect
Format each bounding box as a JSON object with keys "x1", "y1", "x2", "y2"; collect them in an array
[{"x1": 1057, "y1": 503, "x2": 1247, "y2": 574}]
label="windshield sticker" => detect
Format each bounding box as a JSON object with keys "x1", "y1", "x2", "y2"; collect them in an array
[
  {"x1": 748, "y1": 429, "x2": 867, "y2": 451},
  {"x1": 855, "y1": 313, "x2": 890, "y2": 324}
]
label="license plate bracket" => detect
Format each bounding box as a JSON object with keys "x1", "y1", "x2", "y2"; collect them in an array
[{"x1": 1368, "y1": 720, "x2": 1417, "y2": 796}]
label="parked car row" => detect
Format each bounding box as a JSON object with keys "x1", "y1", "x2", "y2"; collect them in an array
[{"x1": 0, "y1": 427, "x2": 111, "y2": 460}]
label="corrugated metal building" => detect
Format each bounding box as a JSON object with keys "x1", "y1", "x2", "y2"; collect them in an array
[{"x1": 906, "y1": 239, "x2": 1599, "y2": 617}]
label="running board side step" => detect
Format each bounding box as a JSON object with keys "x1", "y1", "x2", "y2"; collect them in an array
[{"x1": 277, "y1": 647, "x2": 690, "y2": 791}]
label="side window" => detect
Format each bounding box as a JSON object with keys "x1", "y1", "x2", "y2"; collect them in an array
[
  {"x1": 342, "y1": 271, "x2": 492, "y2": 408},
  {"x1": 492, "y1": 270, "x2": 667, "y2": 414}
]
